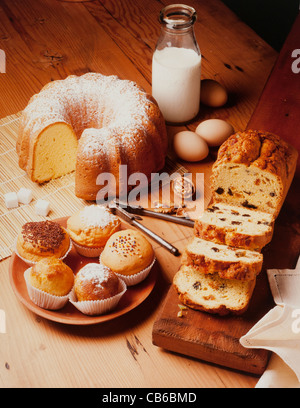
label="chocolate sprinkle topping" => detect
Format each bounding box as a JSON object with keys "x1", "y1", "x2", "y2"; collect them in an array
[{"x1": 21, "y1": 221, "x2": 66, "y2": 252}]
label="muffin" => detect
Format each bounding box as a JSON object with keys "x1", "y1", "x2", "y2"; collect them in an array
[
  {"x1": 100, "y1": 229, "x2": 155, "y2": 286},
  {"x1": 69, "y1": 263, "x2": 127, "y2": 315},
  {"x1": 24, "y1": 257, "x2": 74, "y2": 310},
  {"x1": 29, "y1": 257, "x2": 74, "y2": 296},
  {"x1": 16, "y1": 220, "x2": 71, "y2": 265},
  {"x1": 74, "y1": 263, "x2": 119, "y2": 301},
  {"x1": 67, "y1": 205, "x2": 121, "y2": 257}
]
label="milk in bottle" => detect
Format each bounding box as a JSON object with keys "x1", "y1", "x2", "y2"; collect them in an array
[
  {"x1": 152, "y1": 46, "x2": 201, "y2": 123},
  {"x1": 152, "y1": 4, "x2": 201, "y2": 124}
]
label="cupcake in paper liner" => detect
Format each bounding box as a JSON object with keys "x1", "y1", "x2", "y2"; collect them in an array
[
  {"x1": 100, "y1": 253, "x2": 156, "y2": 286},
  {"x1": 69, "y1": 263, "x2": 127, "y2": 316},
  {"x1": 66, "y1": 205, "x2": 121, "y2": 258},
  {"x1": 24, "y1": 257, "x2": 74, "y2": 310},
  {"x1": 15, "y1": 238, "x2": 72, "y2": 267},
  {"x1": 14, "y1": 220, "x2": 72, "y2": 266},
  {"x1": 99, "y1": 229, "x2": 156, "y2": 286},
  {"x1": 71, "y1": 241, "x2": 104, "y2": 258}
]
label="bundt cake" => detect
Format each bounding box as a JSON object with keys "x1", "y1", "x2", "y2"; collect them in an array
[{"x1": 16, "y1": 73, "x2": 168, "y2": 200}]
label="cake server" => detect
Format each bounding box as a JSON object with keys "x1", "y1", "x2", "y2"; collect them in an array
[
  {"x1": 112, "y1": 199, "x2": 195, "y2": 228},
  {"x1": 109, "y1": 203, "x2": 180, "y2": 257}
]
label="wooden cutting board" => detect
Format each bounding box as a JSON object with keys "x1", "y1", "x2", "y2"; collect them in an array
[{"x1": 152, "y1": 15, "x2": 300, "y2": 375}]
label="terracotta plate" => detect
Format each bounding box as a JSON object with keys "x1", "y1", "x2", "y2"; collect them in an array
[{"x1": 9, "y1": 217, "x2": 157, "y2": 325}]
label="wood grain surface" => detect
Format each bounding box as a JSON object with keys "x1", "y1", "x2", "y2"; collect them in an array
[
  {"x1": 247, "y1": 14, "x2": 300, "y2": 273},
  {"x1": 0, "y1": 0, "x2": 280, "y2": 388},
  {"x1": 152, "y1": 13, "x2": 300, "y2": 375}
]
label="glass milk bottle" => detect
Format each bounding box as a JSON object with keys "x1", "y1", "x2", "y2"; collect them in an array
[{"x1": 152, "y1": 4, "x2": 201, "y2": 124}]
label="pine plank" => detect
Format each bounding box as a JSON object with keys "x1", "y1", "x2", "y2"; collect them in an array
[
  {"x1": 247, "y1": 13, "x2": 300, "y2": 271},
  {"x1": 0, "y1": 0, "x2": 279, "y2": 388},
  {"x1": 85, "y1": 0, "x2": 278, "y2": 131},
  {"x1": 152, "y1": 14, "x2": 300, "y2": 375},
  {"x1": 0, "y1": 0, "x2": 150, "y2": 114}
]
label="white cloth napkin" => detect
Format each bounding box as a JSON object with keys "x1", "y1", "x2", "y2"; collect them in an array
[{"x1": 240, "y1": 255, "x2": 300, "y2": 388}]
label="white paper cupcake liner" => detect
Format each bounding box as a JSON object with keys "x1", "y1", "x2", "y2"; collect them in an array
[
  {"x1": 100, "y1": 255, "x2": 156, "y2": 286},
  {"x1": 14, "y1": 238, "x2": 72, "y2": 267},
  {"x1": 72, "y1": 240, "x2": 105, "y2": 258},
  {"x1": 69, "y1": 278, "x2": 127, "y2": 316},
  {"x1": 24, "y1": 268, "x2": 72, "y2": 310}
]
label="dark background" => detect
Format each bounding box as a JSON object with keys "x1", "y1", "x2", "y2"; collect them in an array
[{"x1": 221, "y1": 0, "x2": 299, "y2": 51}]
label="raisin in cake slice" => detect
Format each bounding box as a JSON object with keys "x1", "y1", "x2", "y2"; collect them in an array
[
  {"x1": 194, "y1": 202, "x2": 274, "y2": 251},
  {"x1": 182, "y1": 237, "x2": 263, "y2": 281},
  {"x1": 210, "y1": 130, "x2": 298, "y2": 218},
  {"x1": 173, "y1": 265, "x2": 256, "y2": 316}
]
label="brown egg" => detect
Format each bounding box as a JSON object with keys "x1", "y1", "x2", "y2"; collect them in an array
[
  {"x1": 195, "y1": 119, "x2": 234, "y2": 147},
  {"x1": 173, "y1": 131, "x2": 209, "y2": 162},
  {"x1": 200, "y1": 79, "x2": 228, "y2": 107}
]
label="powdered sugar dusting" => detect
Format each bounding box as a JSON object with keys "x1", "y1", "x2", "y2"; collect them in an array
[
  {"x1": 21, "y1": 73, "x2": 156, "y2": 158},
  {"x1": 80, "y1": 205, "x2": 118, "y2": 228},
  {"x1": 77, "y1": 263, "x2": 112, "y2": 290}
]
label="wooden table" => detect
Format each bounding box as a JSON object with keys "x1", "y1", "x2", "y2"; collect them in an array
[{"x1": 0, "y1": 0, "x2": 282, "y2": 388}]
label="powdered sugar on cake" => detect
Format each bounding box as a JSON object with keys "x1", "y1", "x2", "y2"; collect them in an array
[
  {"x1": 17, "y1": 72, "x2": 168, "y2": 201},
  {"x1": 77, "y1": 263, "x2": 112, "y2": 290},
  {"x1": 21, "y1": 73, "x2": 154, "y2": 158},
  {"x1": 80, "y1": 205, "x2": 117, "y2": 228}
]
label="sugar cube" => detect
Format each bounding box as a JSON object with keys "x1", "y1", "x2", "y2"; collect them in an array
[
  {"x1": 17, "y1": 188, "x2": 33, "y2": 205},
  {"x1": 35, "y1": 199, "x2": 50, "y2": 217},
  {"x1": 4, "y1": 192, "x2": 19, "y2": 209}
]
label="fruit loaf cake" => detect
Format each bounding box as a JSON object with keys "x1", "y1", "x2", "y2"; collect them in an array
[
  {"x1": 194, "y1": 202, "x2": 275, "y2": 251},
  {"x1": 210, "y1": 130, "x2": 298, "y2": 217},
  {"x1": 182, "y1": 237, "x2": 263, "y2": 281},
  {"x1": 173, "y1": 265, "x2": 256, "y2": 316}
]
